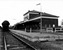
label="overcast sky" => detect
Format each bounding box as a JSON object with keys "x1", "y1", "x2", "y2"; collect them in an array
[{"x1": 0, "y1": 0, "x2": 63, "y2": 26}]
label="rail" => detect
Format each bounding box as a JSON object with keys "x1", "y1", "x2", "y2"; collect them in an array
[
  {"x1": 3, "y1": 33, "x2": 7, "y2": 50},
  {"x1": 3, "y1": 32, "x2": 40, "y2": 50},
  {"x1": 11, "y1": 32, "x2": 40, "y2": 50}
]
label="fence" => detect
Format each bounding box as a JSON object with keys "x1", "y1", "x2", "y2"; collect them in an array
[
  {"x1": 46, "y1": 28, "x2": 53, "y2": 32},
  {"x1": 55, "y1": 28, "x2": 63, "y2": 32},
  {"x1": 46, "y1": 28, "x2": 63, "y2": 32},
  {"x1": 24, "y1": 27, "x2": 63, "y2": 32}
]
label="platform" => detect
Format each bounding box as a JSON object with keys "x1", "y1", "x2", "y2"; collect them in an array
[{"x1": 10, "y1": 29, "x2": 63, "y2": 42}]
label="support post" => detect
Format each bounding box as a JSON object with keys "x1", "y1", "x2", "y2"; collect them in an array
[
  {"x1": 49, "y1": 24, "x2": 51, "y2": 28},
  {"x1": 25, "y1": 28, "x2": 26, "y2": 32},
  {"x1": 30, "y1": 28, "x2": 32, "y2": 33},
  {"x1": 40, "y1": 18, "x2": 42, "y2": 33}
]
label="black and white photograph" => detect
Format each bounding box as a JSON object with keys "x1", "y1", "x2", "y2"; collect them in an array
[{"x1": 0, "y1": 0, "x2": 63, "y2": 50}]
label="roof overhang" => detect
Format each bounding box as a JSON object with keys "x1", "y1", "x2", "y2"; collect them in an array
[{"x1": 20, "y1": 16, "x2": 58, "y2": 24}]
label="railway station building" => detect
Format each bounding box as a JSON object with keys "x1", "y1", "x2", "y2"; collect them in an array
[{"x1": 14, "y1": 10, "x2": 59, "y2": 32}]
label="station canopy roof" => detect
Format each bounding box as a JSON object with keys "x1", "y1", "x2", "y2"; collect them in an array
[
  {"x1": 23, "y1": 10, "x2": 59, "y2": 17},
  {"x1": 15, "y1": 10, "x2": 59, "y2": 25}
]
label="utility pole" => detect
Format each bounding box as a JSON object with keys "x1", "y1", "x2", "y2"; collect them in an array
[{"x1": 36, "y1": 3, "x2": 42, "y2": 33}]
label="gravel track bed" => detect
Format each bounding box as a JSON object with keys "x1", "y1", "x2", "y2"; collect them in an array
[{"x1": 4, "y1": 31, "x2": 33, "y2": 50}]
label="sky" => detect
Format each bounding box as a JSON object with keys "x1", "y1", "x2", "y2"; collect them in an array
[{"x1": 0, "y1": 0, "x2": 63, "y2": 26}]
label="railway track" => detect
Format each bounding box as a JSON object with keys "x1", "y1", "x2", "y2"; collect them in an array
[
  {"x1": 2, "y1": 30, "x2": 63, "y2": 50},
  {"x1": 3, "y1": 31, "x2": 39, "y2": 50}
]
